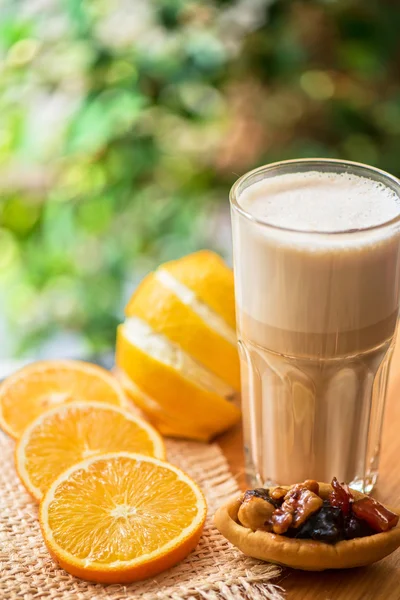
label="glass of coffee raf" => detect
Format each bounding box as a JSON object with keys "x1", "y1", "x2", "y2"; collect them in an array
[{"x1": 230, "y1": 159, "x2": 400, "y2": 493}]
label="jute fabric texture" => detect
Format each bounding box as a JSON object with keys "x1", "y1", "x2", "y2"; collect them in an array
[{"x1": 0, "y1": 433, "x2": 284, "y2": 600}]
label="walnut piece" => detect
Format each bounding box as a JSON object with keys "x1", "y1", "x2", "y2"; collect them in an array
[
  {"x1": 302, "y1": 480, "x2": 320, "y2": 495},
  {"x1": 280, "y1": 485, "x2": 323, "y2": 529},
  {"x1": 271, "y1": 508, "x2": 294, "y2": 534},
  {"x1": 238, "y1": 480, "x2": 323, "y2": 535},
  {"x1": 270, "y1": 487, "x2": 287, "y2": 501}
]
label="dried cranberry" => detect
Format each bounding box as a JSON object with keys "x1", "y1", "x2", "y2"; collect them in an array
[
  {"x1": 352, "y1": 497, "x2": 399, "y2": 532},
  {"x1": 329, "y1": 477, "x2": 353, "y2": 516}
]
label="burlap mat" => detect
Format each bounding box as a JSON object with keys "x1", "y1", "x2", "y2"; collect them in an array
[{"x1": 0, "y1": 432, "x2": 284, "y2": 600}]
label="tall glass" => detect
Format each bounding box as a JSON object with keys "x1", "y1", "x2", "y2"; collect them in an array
[{"x1": 230, "y1": 159, "x2": 400, "y2": 493}]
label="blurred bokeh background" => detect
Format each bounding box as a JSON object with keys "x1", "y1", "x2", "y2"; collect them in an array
[{"x1": 1, "y1": 0, "x2": 400, "y2": 362}]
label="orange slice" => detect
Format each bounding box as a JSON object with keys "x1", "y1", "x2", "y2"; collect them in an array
[
  {"x1": 39, "y1": 452, "x2": 207, "y2": 583},
  {"x1": 15, "y1": 402, "x2": 165, "y2": 502},
  {"x1": 0, "y1": 360, "x2": 126, "y2": 439}
]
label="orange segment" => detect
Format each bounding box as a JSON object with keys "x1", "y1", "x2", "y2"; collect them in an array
[
  {"x1": 161, "y1": 250, "x2": 237, "y2": 330},
  {"x1": 0, "y1": 360, "x2": 126, "y2": 439},
  {"x1": 15, "y1": 402, "x2": 165, "y2": 502},
  {"x1": 124, "y1": 273, "x2": 240, "y2": 391},
  {"x1": 116, "y1": 326, "x2": 241, "y2": 441},
  {"x1": 39, "y1": 452, "x2": 207, "y2": 583}
]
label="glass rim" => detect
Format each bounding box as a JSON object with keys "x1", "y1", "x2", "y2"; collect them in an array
[{"x1": 229, "y1": 158, "x2": 400, "y2": 235}]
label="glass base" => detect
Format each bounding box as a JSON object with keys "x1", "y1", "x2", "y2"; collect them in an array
[
  {"x1": 348, "y1": 472, "x2": 378, "y2": 494},
  {"x1": 245, "y1": 464, "x2": 378, "y2": 494}
]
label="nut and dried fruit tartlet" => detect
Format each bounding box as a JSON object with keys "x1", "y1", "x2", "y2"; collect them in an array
[{"x1": 214, "y1": 478, "x2": 400, "y2": 570}]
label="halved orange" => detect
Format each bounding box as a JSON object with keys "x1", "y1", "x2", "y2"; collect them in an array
[
  {"x1": 125, "y1": 271, "x2": 240, "y2": 390},
  {"x1": 0, "y1": 360, "x2": 126, "y2": 439},
  {"x1": 15, "y1": 402, "x2": 165, "y2": 502},
  {"x1": 39, "y1": 452, "x2": 207, "y2": 583},
  {"x1": 116, "y1": 250, "x2": 241, "y2": 441},
  {"x1": 154, "y1": 250, "x2": 237, "y2": 330}
]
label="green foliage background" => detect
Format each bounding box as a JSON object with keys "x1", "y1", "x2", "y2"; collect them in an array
[{"x1": 1, "y1": 0, "x2": 400, "y2": 356}]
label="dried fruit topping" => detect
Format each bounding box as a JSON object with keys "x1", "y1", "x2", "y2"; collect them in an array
[
  {"x1": 352, "y1": 497, "x2": 399, "y2": 532},
  {"x1": 343, "y1": 514, "x2": 374, "y2": 540},
  {"x1": 329, "y1": 477, "x2": 353, "y2": 515},
  {"x1": 238, "y1": 478, "x2": 398, "y2": 543},
  {"x1": 244, "y1": 488, "x2": 281, "y2": 508},
  {"x1": 243, "y1": 488, "x2": 270, "y2": 502},
  {"x1": 294, "y1": 501, "x2": 344, "y2": 543}
]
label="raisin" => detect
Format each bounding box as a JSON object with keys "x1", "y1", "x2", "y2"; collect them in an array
[
  {"x1": 244, "y1": 488, "x2": 282, "y2": 509},
  {"x1": 344, "y1": 515, "x2": 374, "y2": 539},
  {"x1": 294, "y1": 501, "x2": 344, "y2": 544}
]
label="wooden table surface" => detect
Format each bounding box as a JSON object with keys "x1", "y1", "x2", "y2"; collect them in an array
[{"x1": 218, "y1": 344, "x2": 400, "y2": 600}]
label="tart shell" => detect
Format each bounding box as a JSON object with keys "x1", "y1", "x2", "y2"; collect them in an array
[{"x1": 214, "y1": 483, "x2": 400, "y2": 571}]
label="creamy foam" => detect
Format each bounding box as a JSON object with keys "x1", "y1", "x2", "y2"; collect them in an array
[
  {"x1": 239, "y1": 171, "x2": 400, "y2": 232},
  {"x1": 233, "y1": 171, "x2": 400, "y2": 354}
]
